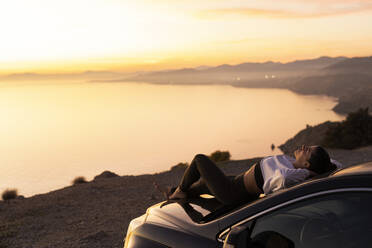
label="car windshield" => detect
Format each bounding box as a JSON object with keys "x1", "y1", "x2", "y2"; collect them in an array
[
  {"x1": 197, "y1": 173, "x2": 334, "y2": 223},
  {"x1": 178, "y1": 171, "x2": 336, "y2": 224},
  {"x1": 179, "y1": 195, "x2": 264, "y2": 223}
]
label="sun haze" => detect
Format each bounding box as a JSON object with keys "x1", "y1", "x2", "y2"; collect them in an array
[{"x1": 1, "y1": 0, "x2": 372, "y2": 74}]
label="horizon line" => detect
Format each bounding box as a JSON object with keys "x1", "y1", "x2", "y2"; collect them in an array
[{"x1": 1, "y1": 54, "x2": 371, "y2": 77}]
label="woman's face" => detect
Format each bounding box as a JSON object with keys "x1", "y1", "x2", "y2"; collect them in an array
[{"x1": 294, "y1": 145, "x2": 317, "y2": 168}]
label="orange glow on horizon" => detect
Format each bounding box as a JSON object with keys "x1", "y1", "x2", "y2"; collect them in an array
[
  {"x1": 0, "y1": 0, "x2": 372, "y2": 75},
  {"x1": 1, "y1": 49, "x2": 371, "y2": 76}
]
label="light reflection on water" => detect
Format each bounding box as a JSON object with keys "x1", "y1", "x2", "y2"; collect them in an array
[{"x1": 0, "y1": 81, "x2": 344, "y2": 196}]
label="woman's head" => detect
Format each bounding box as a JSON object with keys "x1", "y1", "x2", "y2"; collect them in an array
[
  {"x1": 293, "y1": 145, "x2": 336, "y2": 174},
  {"x1": 307, "y1": 146, "x2": 337, "y2": 174}
]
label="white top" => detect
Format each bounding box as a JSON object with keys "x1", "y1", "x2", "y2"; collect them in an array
[
  {"x1": 260, "y1": 155, "x2": 310, "y2": 195},
  {"x1": 260, "y1": 155, "x2": 344, "y2": 195},
  {"x1": 331, "y1": 159, "x2": 344, "y2": 169}
]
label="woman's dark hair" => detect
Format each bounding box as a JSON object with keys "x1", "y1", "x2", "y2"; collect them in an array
[{"x1": 308, "y1": 146, "x2": 337, "y2": 174}]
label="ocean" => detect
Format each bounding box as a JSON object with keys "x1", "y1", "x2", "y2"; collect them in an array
[{"x1": 0, "y1": 81, "x2": 344, "y2": 196}]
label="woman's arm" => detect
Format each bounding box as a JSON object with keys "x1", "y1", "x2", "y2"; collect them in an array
[{"x1": 263, "y1": 168, "x2": 310, "y2": 194}]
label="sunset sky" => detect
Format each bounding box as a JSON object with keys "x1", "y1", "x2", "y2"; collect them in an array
[{"x1": 1, "y1": 0, "x2": 372, "y2": 74}]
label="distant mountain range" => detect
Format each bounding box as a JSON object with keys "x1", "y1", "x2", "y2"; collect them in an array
[
  {"x1": 0, "y1": 71, "x2": 126, "y2": 81},
  {"x1": 3, "y1": 56, "x2": 371, "y2": 83},
  {"x1": 1, "y1": 56, "x2": 371, "y2": 114},
  {"x1": 187, "y1": 56, "x2": 348, "y2": 73},
  {"x1": 323, "y1": 56, "x2": 372, "y2": 74},
  {"x1": 117, "y1": 56, "x2": 349, "y2": 84},
  {"x1": 106, "y1": 56, "x2": 372, "y2": 114},
  {"x1": 111, "y1": 56, "x2": 372, "y2": 114}
]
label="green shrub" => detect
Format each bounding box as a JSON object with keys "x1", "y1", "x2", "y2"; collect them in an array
[
  {"x1": 1, "y1": 189, "x2": 18, "y2": 201},
  {"x1": 72, "y1": 176, "x2": 88, "y2": 185},
  {"x1": 322, "y1": 108, "x2": 372, "y2": 149},
  {"x1": 209, "y1": 150, "x2": 231, "y2": 162}
]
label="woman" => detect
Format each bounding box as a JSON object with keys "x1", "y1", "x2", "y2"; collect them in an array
[{"x1": 165, "y1": 145, "x2": 339, "y2": 205}]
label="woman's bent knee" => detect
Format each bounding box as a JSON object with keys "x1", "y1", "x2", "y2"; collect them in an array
[
  {"x1": 194, "y1": 154, "x2": 214, "y2": 168},
  {"x1": 194, "y1": 154, "x2": 208, "y2": 160}
]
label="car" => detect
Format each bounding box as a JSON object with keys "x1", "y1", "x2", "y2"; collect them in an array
[{"x1": 123, "y1": 162, "x2": 372, "y2": 248}]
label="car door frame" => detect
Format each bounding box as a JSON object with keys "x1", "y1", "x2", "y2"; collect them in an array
[{"x1": 217, "y1": 187, "x2": 372, "y2": 244}]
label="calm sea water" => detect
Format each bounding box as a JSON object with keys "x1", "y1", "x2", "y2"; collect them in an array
[{"x1": 0, "y1": 81, "x2": 344, "y2": 196}]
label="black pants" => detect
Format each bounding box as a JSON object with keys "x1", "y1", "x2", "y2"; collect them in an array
[{"x1": 179, "y1": 154, "x2": 258, "y2": 205}]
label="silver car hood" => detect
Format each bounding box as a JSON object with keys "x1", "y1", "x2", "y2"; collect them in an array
[{"x1": 145, "y1": 197, "x2": 222, "y2": 239}]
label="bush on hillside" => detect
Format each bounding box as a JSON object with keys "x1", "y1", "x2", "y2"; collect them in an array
[
  {"x1": 322, "y1": 108, "x2": 372, "y2": 149},
  {"x1": 94, "y1": 171, "x2": 119, "y2": 180},
  {"x1": 209, "y1": 150, "x2": 231, "y2": 162},
  {"x1": 171, "y1": 150, "x2": 232, "y2": 170},
  {"x1": 72, "y1": 176, "x2": 88, "y2": 185},
  {"x1": 2, "y1": 189, "x2": 18, "y2": 201}
]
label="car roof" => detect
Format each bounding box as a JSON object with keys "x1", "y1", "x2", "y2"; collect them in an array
[
  {"x1": 331, "y1": 162, "x2": 372, "y2": 177},
  {"x1": 273, "y1": 161, "x2": 372, "y2": 195}
]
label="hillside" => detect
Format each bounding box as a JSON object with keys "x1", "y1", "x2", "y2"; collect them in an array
[
  {"x1": 0, "y1": 158, "x2": 260, "y2": 248},
  {"x1": 279, "y1": 118, "x2": 372, "y2": 165},
  {"x1": 278, "y1": 121, "x2": 338, "y2": 154},
  {"x1": 324, "y1": 56, "x2": 372, "y2": 75},
  {"x1": 289, "y1": 73, "x2": 372, "y2": 114},
  {"x1": 287, "y1": 56, "x2": 372, "y2": 114}
]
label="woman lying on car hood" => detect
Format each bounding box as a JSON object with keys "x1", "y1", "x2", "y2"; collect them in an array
[{"x1": 160, "y1": 145, "x2": 342, "y2": 205}]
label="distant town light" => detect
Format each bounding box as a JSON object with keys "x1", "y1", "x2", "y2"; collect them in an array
[
  {"x1": 272, "y1": 75, "x2": 276, "y2": 78},
  {"x1": 236, "y1": 77, "x2": 240, "y2": 81},
  {"x1": 265, "y1": 75, "x2": 269, "y2": 79}
]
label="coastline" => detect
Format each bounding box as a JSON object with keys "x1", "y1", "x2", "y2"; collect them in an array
[{"x1": 101, "y1": 79, "x2": 364, "y2": 115}]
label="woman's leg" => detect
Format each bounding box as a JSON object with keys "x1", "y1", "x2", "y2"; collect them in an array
[
  {"x1": 177, "y1": 154, "x2": 240, "y2": 204},
  {"x1": 187, "y1": 175, "x2": 236, "y2": 197},
  {"x1": 186, "y1": 178, "x2": 211, "y2": 197}
]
